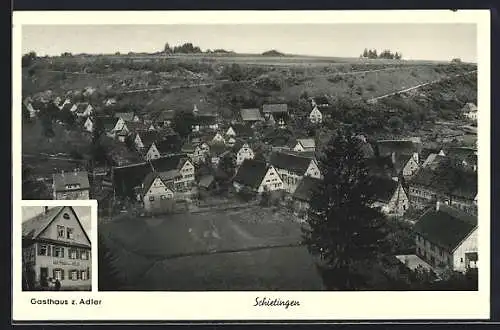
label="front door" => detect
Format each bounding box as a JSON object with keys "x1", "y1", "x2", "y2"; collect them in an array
[{"x1": 40, "y1": 267, "x2": 48, "y2": 287}]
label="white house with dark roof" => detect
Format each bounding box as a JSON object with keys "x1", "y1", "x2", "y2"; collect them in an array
[
  {"x1": 211, "y1": 132, "x2": 226, "y2": 144},
  {"x1": 141, "y1": 170, "x2": 179, "y2": 213},
  {"x1": 115, "y1": 112, "x2": 140, "y2": 123},
  {"x1": 309, "y1": 106, "x2": 323, "y2": 124},
  {"x1": 52, "y1": 170, "x2": 90, "y2": 200},
  {"x1": 233, "y1": 159, "x2": 284, "y2": 193},
  {"x1": 414, "y1": 201, "x2": 477, "y2": 273},
  {"x1": 369, "y1": 176, "x2": 409, "y2": 216},
  {"x1": 83, "y1": 117, "x2": 94, "y2": 133},
  {"x1": 269, "y1": 151, "x2": 321, "y2": 194},
  {"x1": 235, "y1": 142, "x2": 255, "y2": 166},
  {"x1": 22, "y1": 206, "x2": 92, "y2": 291},
  {"x1": 293, "y1": 138, "x2": 316, "y2": 153},
  {"x1": 291, "y1": 176, "x2": 322, "y2": 221}
]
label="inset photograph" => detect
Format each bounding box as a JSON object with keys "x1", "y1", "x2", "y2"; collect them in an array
[{"x1": 22, "y1": 205, "x2": 92, "y2": 291}]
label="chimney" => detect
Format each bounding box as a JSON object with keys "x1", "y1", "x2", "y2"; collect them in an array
[
  {"x1": 436, "y1": 201, "x2": 440, "y2": 211},
  {"x1": 44, "y1": 206, "x2": 49, "y2": 214}
]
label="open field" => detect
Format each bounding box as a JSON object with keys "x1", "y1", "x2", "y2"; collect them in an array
[{"x1": 99, "y1": 206, "x2": 324, "y2": 290}]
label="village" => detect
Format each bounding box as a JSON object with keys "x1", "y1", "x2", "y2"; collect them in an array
[{"x1": 21, "y1": 77, "x2": 478, "y2": 290}]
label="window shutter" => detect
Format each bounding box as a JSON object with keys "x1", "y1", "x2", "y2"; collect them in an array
[
  {"x1": 87, "y1": 267, "x2": 91, "y2": 280},
  {"x1": 53, "y1": 269, "x2": 56, "y2": 278},
  {"x1": 61, "y1": 269, "x2": 65, "y2": 280},
  {"x1": 61, "y1": 247, "x2": 65, "y2": 258},
  {"x1": 76, "y1": 270, "x2": 80, "y2": 280},
  {"x1": 47, "y1": 245, "x2": 51, "y2": 256}
]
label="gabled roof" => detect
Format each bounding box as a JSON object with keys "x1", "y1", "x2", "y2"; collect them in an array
[
  {"x1": 199, "y1": 175, "x2": 215, "y2": 189},
  {"x1": 393, "y1": 153, "x2": 415, "y2": 174},
  {"x1": 138, "y1": 131, "x2": 161, "y2": 149},
  {"x1": 296, "y1": 138, "x2": 315, "y2": 149},
  {"x1": 445, "y1": 147, "x2": 477, "y2": 166},
  {"x1": 262, "y1": 103, "x2": 288, "y2": 114},
  {"x1": 96, "y1": 116, "x2": 119, "y2": 131},
  {"x1": 210, "y1": 143, "x2": 227, "y2": 157},
  {"x1": 368, "y1": 176, "x2": 400, "y2": 203},
  {"x1": 60, "y1": 102, "x2": 73, "y2": 112},
  {"x1": 74, "y1": 102, "x2": 91, "y2": 113},
  {"x1": 53, "y1": 170, "x2": 90, "y2": 192},
  {"x1": 292, "y1": 176, "x2": 323, "y2": 202},
  {"x1": 229, "y1": 123, "x2": 254, "y2": 137},
  {"x1": 269, "y1": 152, "x2": 313, "y2": 175},
  {"x1": 233, "y1": 159, "x2": 269, "y2": 188},
  {"x1": 142, "y1": 169, "x2": 180, "y2": 192},
  {"x1": 125, "y1": 121, "x2": 148, "y2": 133},
  {"x1": 376, "y1": 139, "x2": 421, "y2": 157},
  {"x1": 22, "y1": 206, "x2": 91, "y2": 247},
  {"x1": 409, "y1": 166, "x2": 477, "y2": 199},
  {"x1": 420, "y1": 147, "x2": 444, "y2": 163},
  {"x1": 415, "y1": 204, "x2": 477, "y2": 251},
  {"x1": 22, "y1": 206, "x2": 64, "y2": 239},
  {"x1": 155, "y1": 135, "x2": 182, "y2": 155},
  {"x1": 422, "y1": 154, "x2": 449, "y2": 170},
  {"x1": 195, "y1": 113, "x2": 218, "y2": 125},
  {"x1": 115, "y1": 112, "x2": 136, "y2": 122},
  {"x1": 240, "y1": 108, "x2": 264, "y2": 122},
  {"x1": 112, "y1": 154, "x2": 188, "y2": 197}
]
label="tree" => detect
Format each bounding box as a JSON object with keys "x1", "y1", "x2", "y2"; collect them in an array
[
  {"x1": 164, "y1": 42, "x2": 172, "y2": 54},
  {"x1": 362, "y1": 48, "x2": 368, "y2": 58},
  {"x1": 302, "y1": 129, "x2": 389, "y2": 290},
  {"x1": 22, "y1": 51, "x2": 37, "y2": 67},
  {"x1": 173, "y1": 111, "x2": 195, "y2": 140},
  {"x1": 22, "y1": 104, "x2": 31, "y2": 122},
  {"x1": 219, "y1": 152, "x2": 236, "y2": 178}
]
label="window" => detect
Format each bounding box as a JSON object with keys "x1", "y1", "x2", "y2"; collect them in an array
[
  {"x1": 53, "y1": 269, "x2": 64, "y2": 281},
  {"x1": 66, "y1": 228, "x2": 74, "y2": 240},
  {"x1": 81, "y1": 270, "x2": 87, "y2": 281},
  {"x1": 70, "y1": 270, "x2": 79, "y2": 281},
  {"x1": 57, "y1": 225, "x2": 65, "y2": 238},
  {"x1": 149, "y1": 196, "x2": 155, "y2": 201},
  {"x1": 63, "y1": 213, "x2": 70, "y2": 220},
  {"x1": 38, "y1": 244, "x2": 48, "y2": 256},
  {"x1": 81, "y1": 250, "x2": 89, "y2": 260},
  {"x1": 161, "y1": 195, "x2": 167, "y2": 200},
  {"x1": 460, "y1": 258, "x2": 464, "y2": 263},
  {"x1": 69, "y1": 248, "x2": 78, "y2": 259},
  {"x1": 54, "y1": 246, "x2": 65, "y2": 258}
]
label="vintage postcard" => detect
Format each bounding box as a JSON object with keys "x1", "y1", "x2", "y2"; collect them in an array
[{"x1": 12, "y1": 10, "x2": 490, "y2": 321}]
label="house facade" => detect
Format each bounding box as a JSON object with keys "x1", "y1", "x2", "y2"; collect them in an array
[
  {"x1": 309, "y1": 106, "x2": 323, "y2": 124},
  {"x1": 22, "y1": 206, "x2": 91, "y2": 291},
  {"x1": 270, "y1": 152, "x2": 322, "y2": 194},
  {"x1": 232, "y1": 160, "x2": 284, "y2": 194},
  {"x1": 414, "y1": 202, "x2": 477, "y2": 273},
  {"x1": 83, "y1": 117, "x2": 93, "y2": 133},
  {"x1": 371, "y1": 178, "x2": 409, "y2": 216},
  {"x1": 293, "y1": 139, "x2": 315, "y2": 153},
  {"x1": 52, "y1": 170, "x2": 90, "y2": 200},
  {"x1": 212, "y1": 132, "x2": 226, "y2": 144},
  {"x1": 142, "y1": 172, "x2": 177, "y2": 214},
  {"x1": 236, "y1": 143, "x2": 255, "y2": 166}
]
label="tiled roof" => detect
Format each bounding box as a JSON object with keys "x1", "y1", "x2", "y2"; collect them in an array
[
  {"x1": 155, "y1": 134, "x2": 182, "y2": 155},
  {"x1": 262, "y1": 103, "x2": 288, "y2": 113},
  {"x1": 229, "y1": 123, "x2": 254, "y2": 137},
  {"x1": 240, "y1": 108, "x2": 264, "y2": 122},
  {"x1": 125, "y1": 121, "x2": 148, "y2": 133},
  {"x1": 270, "y1": 151, "x2": 312, "y2": 175},
  {"x1": 296, "y1": 138, "x2": 315, "y2": 149},
  {"x1": 53, "y1": 170, "x2": 90, "y2": 192},
  {"x1": 198, "y1": 175, "x2": 215, "y2": 189},
  {"x1": 138, "y1": 131, "x2": 161, "y2": 149},
  {"x1": 112, "y1": 154, "x2": 187, "y2": 197},
  {"x1": 115, "y1": 112, "x2": 136, "y2": 122},
  {"x1": 74, "y1": 102, "x2": 90, "y2": 113},
  {"x1": 22, "y1": 206, "x2": 64, "y2": 239},
  {"x1": 292, "y1": 176, "x2": 323, "y2": 202},
  {"x1": 155, "y1": 110, "x2": 176, "y2": 121},
  {"x1": 462, "y1": 102, "x2": 477, "y2": 112},
  {"x1": 142, "y1": 170, "x2": 180, "y2": 192},
  {"x1": 233, "y1": 159, "x2": 268, "y2": 189},
  {"x1": 96, "y1": 116, "x2": 118, "y2": 131},
  {"x1": 364, "y1": 156, "x2": 396, "y2": 178},
  {"x1": 409, "y1": 166, "x2": 477, "y2": 199},
  {"x1": 415, "y1": 204, "x2": 477, "y2": 251},
  {"x1": 368, "y1": 176, "x2": 399, "y2": 203}
]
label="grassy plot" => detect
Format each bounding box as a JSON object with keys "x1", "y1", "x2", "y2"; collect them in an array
[{"x1": 98, "y1": 206, "x2": 320, "y2": 290}]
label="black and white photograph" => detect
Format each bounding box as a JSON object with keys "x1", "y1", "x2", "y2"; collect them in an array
[
  {"x1": 20, "y1": 23, "x2": 480, "y2": 292},
  {"x1": 13, "y1": 10, "x2": 491, "y2": 321},
  {"x1": 22, "y1": 205, "x2": 92, "y2": 291}
]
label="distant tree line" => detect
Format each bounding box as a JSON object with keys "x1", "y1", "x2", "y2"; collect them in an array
[
  {"x1": 361, "y1": 49, "x2": 402, "y2": 60},
  {"x1": 262, "y1": 50, "x2": 285, "y2": 56},
  {"x1": 163, "y1": 42, "x2": 203, "y2": 54}
]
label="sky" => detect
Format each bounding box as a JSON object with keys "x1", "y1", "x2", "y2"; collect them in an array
[
  {"x1": 22, "y1": 206, "x2": 92, "y2": 238},
  {"x1": 22, "y1": 24, "x2": 477, "y2": 62}
]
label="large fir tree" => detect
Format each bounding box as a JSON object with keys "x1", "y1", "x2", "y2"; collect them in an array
[{"x1": 302, "y1": 130, "x2": 389, "y2": 290}]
